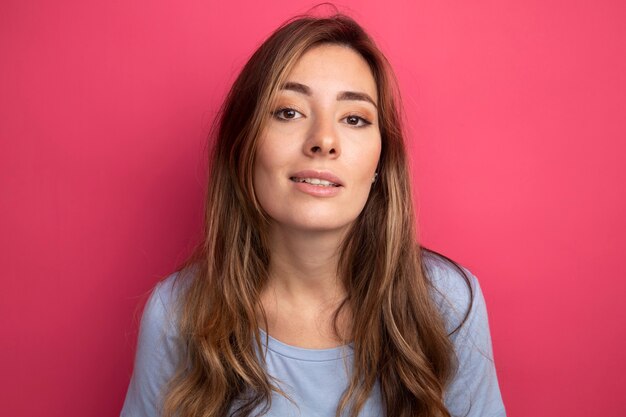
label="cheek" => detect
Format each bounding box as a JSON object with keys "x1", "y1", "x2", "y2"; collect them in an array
[
  {"x1": 351, "y1": 142, "x2": 381, "y2": 201},
  {"x1": 253, "y1": 137, "x2": 278, "y2": 181},
  {"x1": 253, "y1": 155, "x2": 273, "y2": 203},
  {"x1": 252, "y1": 139, "x2": 288, "y2": 214},
  {"x1": 353, "y1": 138, "x2": 382, "y2": 179}
]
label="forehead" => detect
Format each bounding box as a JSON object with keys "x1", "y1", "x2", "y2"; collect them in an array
[{"x1": 283, "y1": 43, "x2": 378, "y2": 102}]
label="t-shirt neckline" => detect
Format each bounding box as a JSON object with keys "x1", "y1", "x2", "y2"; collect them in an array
[{"x1": 258, "y1": 327, "x2": 354, "y2": 362}]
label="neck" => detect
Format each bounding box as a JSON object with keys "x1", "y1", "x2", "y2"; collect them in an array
[
  {"x1": 263, "y1": 223, "x2": 349, "y2": 305},
  {"x1": 258, "y1": 223, "x2": 354, "y2": 344}
]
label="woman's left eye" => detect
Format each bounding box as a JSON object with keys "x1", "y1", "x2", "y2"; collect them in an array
[{"x1": 343, "y1": 115, "x2": 372, "y2": 127}]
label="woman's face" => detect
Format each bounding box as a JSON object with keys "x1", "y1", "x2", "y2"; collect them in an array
[{"x1": 253, "y1": 43, "x2": 381, "y2": 234}]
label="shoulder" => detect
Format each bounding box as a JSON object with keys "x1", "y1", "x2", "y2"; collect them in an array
[
  {"x1": 143, "y1": 268, "x2": 193, "y2": 336},
  {"x1": 120, "y1": 269, "x2": 194, "y2": 415},
  {"x1": 152, "y1": 270, "x2": 186, "y2": 312},
  {"x1": 421, "y1": 249, "x2": 484, "y2": 336},
  {"x1": 422, "y1": 251, "x2": 507, "y2": 416}
]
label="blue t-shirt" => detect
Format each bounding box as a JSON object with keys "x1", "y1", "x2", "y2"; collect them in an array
[{"x1": 120, "y1": 253, "x2": 506, "y2": 417}]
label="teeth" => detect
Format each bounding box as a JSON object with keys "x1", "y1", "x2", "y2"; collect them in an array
[{"x1": 291, "y1": 177, "x2": 338, "y2": 187}]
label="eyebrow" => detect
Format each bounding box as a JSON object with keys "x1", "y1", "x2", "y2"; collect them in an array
[{"x1": 280, "y1": 81, "x2": 378, "y2": 109}]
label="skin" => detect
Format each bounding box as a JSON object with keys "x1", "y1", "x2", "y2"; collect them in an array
[{"x1": 253, "y1": 44, "x2": 381, "y2": 348}]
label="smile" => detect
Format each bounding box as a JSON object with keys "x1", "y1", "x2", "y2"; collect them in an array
[{"x1": 289, "y1": 177, "x2": 341, "y2": 187}]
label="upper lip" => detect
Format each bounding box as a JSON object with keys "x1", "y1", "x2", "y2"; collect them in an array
[{"x1": 289, "y1": 170, "x2": 344, "y2": 186}]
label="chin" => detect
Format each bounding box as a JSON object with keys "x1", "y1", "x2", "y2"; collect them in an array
[{"x1": 276, "y1": 214, "x2": 356, "y2": 234}]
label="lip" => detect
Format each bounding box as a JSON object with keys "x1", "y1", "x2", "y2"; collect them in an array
[
  {"x1": 291, "y1": 180, "x2": 342, "y2": 197},
  {"x1": 289, "y1": 170, "x2": 344, "y2": 187}
]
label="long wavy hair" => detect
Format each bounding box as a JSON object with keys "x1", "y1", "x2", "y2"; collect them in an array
[{"x1": 162, "y1": 12, "x2": 473, "y2": 417}]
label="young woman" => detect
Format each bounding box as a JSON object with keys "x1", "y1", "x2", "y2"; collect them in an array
[{"x1": 121, "y1": 13, "x2": 506, "y2": 417}]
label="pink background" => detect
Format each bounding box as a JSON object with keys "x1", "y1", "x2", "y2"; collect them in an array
[{"x1": 1, "y1": 1, "x2": 625, "y2": 416}]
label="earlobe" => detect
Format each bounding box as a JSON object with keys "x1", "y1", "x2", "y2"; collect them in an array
[{"x1": 371, "y1": 172, "x2": 378, "y2": 184}]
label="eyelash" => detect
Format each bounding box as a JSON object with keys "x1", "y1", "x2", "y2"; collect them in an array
[{"x1": 271, "y1": 107, "x2": 373, "y2": 128}]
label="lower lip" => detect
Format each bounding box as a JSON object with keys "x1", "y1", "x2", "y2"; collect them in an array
[{"x1": 291, "y1": 180, "x2": 343, "y2": 197}]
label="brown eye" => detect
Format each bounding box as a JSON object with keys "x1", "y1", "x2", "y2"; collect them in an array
[
  {"x1": 273, "y1": 107, "x2": 303, "y2": 121},
  {"x1": 282, "y1": 109, "x2": 296, "y2": 118},
  {"x1": 344, "y1": 115, "x2": 371, "y2": 127},
  {"x1": 347, "y1": 115, "x2": 359, "y2": 125}
]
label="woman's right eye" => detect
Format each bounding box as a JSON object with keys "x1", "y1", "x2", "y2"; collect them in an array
[{"x1": 272, "y1": 107, "x2": 303, "y2": 121}]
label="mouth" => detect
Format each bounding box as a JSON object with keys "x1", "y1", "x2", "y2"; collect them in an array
[
  {"x1": 289, "y1": 177, "x2": 341, "y2": 187},
  {"x1": 289, "y1": 170, "x2": 344, "y2": 187}
]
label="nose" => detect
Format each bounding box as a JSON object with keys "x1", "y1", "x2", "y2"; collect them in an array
[{"x1": 303, "y1": 116, "x2": 341, "y2": 158}]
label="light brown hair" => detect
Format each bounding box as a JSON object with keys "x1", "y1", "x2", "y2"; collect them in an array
[{"x1": 163, "y1": 12, "x2": 472, "y2": 417}]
